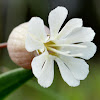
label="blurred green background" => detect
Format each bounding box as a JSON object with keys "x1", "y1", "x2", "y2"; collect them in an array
[{"x1": 0, "y1": 0, "x2": 100, "y2": 100}]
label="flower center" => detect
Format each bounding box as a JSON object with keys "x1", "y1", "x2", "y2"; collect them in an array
[{"x1": 44, "y1": 41, "x2": 60, "y2": 56}]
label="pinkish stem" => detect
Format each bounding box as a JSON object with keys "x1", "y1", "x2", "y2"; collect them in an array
[{"x1": 0, "y1": 42, "x2": 7, "y2": 48}]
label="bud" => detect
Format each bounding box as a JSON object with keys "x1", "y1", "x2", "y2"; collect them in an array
[{"x1": 7, "y1": 22, "x2": 49, "y2": 69}]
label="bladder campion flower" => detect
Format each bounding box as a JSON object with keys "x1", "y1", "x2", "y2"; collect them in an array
[{"x1": 25, "y1": 6, "x2": 96, "y2": 88}]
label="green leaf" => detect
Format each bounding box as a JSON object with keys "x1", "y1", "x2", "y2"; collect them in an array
[{"x1": 0, "y1": 68, "x2": 33, "y2": 100}]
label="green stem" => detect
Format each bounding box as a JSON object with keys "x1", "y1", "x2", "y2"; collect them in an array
[{"x1": 26, "y1": 80, "x2": 65, "y2": 100}]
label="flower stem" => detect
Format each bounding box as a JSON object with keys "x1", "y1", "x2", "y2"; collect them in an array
[{"x1": 0, "y1": 43, "x2": 7, "y2": 48}]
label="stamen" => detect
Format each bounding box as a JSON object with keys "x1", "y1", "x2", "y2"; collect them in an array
[
  {"x1": 48, "y1": 44, "x2": 87, "y2": 48},
  {"x1": 68, "y1": 53, "x2": 83, "y2": 57},
  {"x1": 47, "y1": 47, "x2": 82, "y2": 57}
]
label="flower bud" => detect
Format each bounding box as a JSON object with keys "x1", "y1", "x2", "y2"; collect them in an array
[{"x1": 7, "y1": 22, "x2": 49, "y2": 69}]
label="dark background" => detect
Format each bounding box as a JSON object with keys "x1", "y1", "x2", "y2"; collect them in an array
[{"x1": 0, "y1": 0, "x2": 100, "y2": 100}]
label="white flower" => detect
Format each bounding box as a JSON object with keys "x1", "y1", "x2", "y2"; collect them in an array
[{"x1": 25, "y1": 6, "x2": 96, "y2": 88}]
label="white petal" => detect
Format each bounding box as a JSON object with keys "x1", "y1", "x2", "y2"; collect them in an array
[
  {"x1": 25, "y1": 34, "x2": 44, "y2": 52},
  {"x1": 57, "y1": 18, "x2": 83, "y2": 39},
  {"x1": 59, "y1": 55, "x2": 89, "y2": 80},
  {"x1": 60, "y1": 42, "x2": 96, "y2": 60},
  {"x1": 28, "y1": 17, "x2": 47, "y2": 42},
  {"x1": 55, "y1": 57, "x2": 80, "y2": 87},
  {"x1": 48, "y1": 6, "x2": 68, "y2": 39},
  {"x1": 31, "y1": 51, "x2": 48, "y2": 78},
  {"x1": 38, "y1": 55, "x2": 54, "y2": 88},
  {"x1": 65, "y1": 27, "x2": 95, "y2": 43}
]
